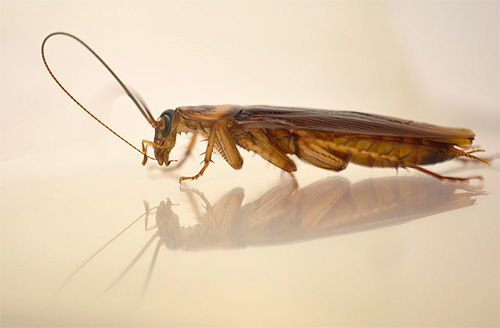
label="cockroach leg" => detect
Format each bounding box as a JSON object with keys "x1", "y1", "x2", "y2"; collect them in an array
[
  {"x1": 236, "y1": 130, "x2": 297, "y2": 173},
  {"x1": 142, "y1": 139, "x2": 159, "y2": 165},
  {"x1": 179, "y1": 126, "x2": 217, "y2": 182},
  {"x1": 406, "y1": 163, "x2": 484, "y2": 183},
  {"x1": 295, "y1": 138, "x2": 348, "y2": 171},
  {"x1": 214, "y1": 123, "x2": 244, "y2": 169}
]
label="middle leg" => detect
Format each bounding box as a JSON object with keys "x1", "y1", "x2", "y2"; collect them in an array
[{"x1": 179, "y1": 126, "x2": 217, "y2": 182}]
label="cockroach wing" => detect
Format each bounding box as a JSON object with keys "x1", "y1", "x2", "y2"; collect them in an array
[
  {"x1": 177, "y1": 105, "x2": 243, "y2": 121},
  {"x1": 234, "y1": 106, "x2": 475, "y2": 146}
]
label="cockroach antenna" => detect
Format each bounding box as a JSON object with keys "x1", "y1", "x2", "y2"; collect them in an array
[{"x1": 41, "y1": 32, "x2": 157, "y2": 160}]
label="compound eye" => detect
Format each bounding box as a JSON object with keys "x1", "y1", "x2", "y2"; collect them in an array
[{"x1": 159, "y1": 109, "x2": 174, "y2": 137}]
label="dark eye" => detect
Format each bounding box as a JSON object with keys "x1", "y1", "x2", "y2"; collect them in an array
[{"x1": 159, "y1": 109, "x2": 175, "y2": 137}]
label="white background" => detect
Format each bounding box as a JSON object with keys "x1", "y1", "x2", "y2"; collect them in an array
[{"x1": 1, "y1": 1, "x2": 499, "y2": 326}]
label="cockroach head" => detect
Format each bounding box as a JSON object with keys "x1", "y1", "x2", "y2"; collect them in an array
[{"x1": 153, "y1": 109, "x2": 177, "y2": 166}]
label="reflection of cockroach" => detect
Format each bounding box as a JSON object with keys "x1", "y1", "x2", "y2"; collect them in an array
[
  {"x1": 58, "y1": 176, "x2": 483, "y2": 295},
  {"x1": 42, "y1": 32, "x2": 489, "y2": 183},
  {"x1": 149, "y1": 177, "x2": 484, "y2": 250}
]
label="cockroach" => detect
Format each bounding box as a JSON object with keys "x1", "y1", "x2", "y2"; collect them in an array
[{"x1": 42, "y1": 32, "x2": 489, "y2": 183}]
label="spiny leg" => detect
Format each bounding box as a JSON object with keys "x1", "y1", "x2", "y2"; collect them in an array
[
  {"x1": 179, "y1": 125, "x2": 217, "y2": 183},
  {"x1": 407, "y1": 146, "x2": 489, "y2": 182},
  {"x1": 295, "y1": 138, "x2": 349, "y2": 171},
  {"x1": 236, "y1": 130, "x2": 297, "y2": 173},
  {"x1": 405, "y1": 163, "x2": 484, "y2": 182},
  {"x1": 214, "y1": 122, "x2": 243, "y2": 169}
]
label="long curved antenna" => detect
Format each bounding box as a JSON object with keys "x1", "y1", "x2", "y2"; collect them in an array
[{"x1": 41, "y1": 32, "x2": 158, "y2": 157}]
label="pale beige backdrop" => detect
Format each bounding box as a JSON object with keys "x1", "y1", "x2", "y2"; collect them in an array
[{"x1": 1, "y1": 1, "x2": 499, "y2": 327}]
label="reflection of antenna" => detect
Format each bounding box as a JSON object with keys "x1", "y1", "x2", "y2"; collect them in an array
[
  {"x1": 100, "y1": 233, "x2": 159, "y2": 297},
  {"x1": 101, "y1": 199, "x2": 178, "y2": 298},
  {"x1": 56, "y1": 203, "x2": 158, "y2": 296}
]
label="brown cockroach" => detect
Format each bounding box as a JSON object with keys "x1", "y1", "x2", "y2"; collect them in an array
[{"x1": 42, "y1": 32, "x2": 489, "y2": 183}]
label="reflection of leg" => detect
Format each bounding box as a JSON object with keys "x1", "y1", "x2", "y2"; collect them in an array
[
  {"x1": 180, "y1": 184, "x2": 212, "y2": 224},
  {"x1": 181, "y1": 187, "x2": 203, "y2": 219},
  {"x1": 163, "y1": 133, "x2": 198, "y2": 171},
  {"x1": 143, "y1": 201, "x2": 158, "y2": 231},
  {"x1": 180, "y1": 185, "x2": 212, "y2": 208},
  {"x1": 405, "y1": 163, "x2": 483, "y2": 182},
  {"x1": 181, "y1": 184, "x2": 246, "y2": 238}
]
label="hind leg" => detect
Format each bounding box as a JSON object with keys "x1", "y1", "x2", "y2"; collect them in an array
[
  {"x1": 295, "y1": 138, "x2": 350, "y2": 171},
  {"x1": 236, "y1": 130, "x2": 297, "y2": 173},
  {"x1": 405, "y1": 163, "x2": 484, "y2": 182}
]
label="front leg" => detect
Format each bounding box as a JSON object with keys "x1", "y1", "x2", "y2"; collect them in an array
[
  {"x1": 179, "y1": 125, "x2": 217, "y2": 183},
  {"x1": 141, "y1": 139, "x2": 159, "y2": 165}
]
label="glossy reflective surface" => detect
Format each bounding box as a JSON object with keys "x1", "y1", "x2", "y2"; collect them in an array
[{"x1": 1, "y1": 1, "x2": 499, "y2": 327}]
